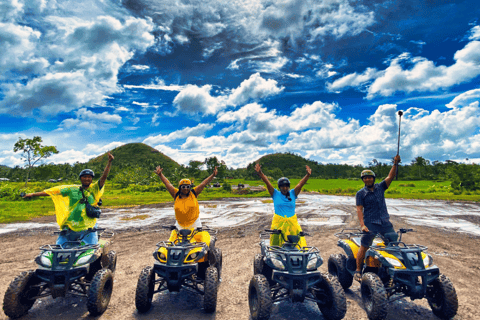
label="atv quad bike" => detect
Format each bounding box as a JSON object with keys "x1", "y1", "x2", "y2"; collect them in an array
[
  {"x1": 328, "y1": 228, "x2": 458, "y2": 320},
  {"x1": 135, "y1": 225, "x2": 222, "y2": 314},
  {"x1": 3, "y1": 227, "x2": 117, "y2": 319},
  {"x1": 249, "y1": 229, "x2": 346, "y2": 320}
]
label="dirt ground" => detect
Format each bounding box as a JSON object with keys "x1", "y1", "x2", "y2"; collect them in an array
[{"x1": 1, "y1": 202, "x2": 480, "y2": 320}]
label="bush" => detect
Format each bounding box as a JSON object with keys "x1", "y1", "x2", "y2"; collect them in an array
[
  {"x1": 222, "y1": 182, "x2": 232, "y2": 192},
  {"x1": 123, "y1": 183, "x2": 166, "y2": 193}
]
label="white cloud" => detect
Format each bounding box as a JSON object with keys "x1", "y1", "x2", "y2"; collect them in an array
[
  {"x1": 173, "y1": 73, "x2": 283, "y2": 115},
  {"x1": 446, "y1": 89, "x2": 480, "y2": 109},
  {"x1": 131, "y1": 65, "x2": 150, "y2": 70},
  {"x1": 227, "y1": 73, "x2": 284, "y2": 106},
  {"x1": 58, "y1": 108, "x2": 122, "y2": 131},
  {"x1": 0, "y1": 5, "x2": 155, "y2": 117},
  {"x1": 327, "y1": 37, "x2": 480, "y2": 99},
  {"x1": 173, "y1": 85, "x2": 224, "y2": 115},
  {"x1": 469, "y1": 25, "x2": 480, "y2": 40},
  {"x1": 143, "y1": 123, "x2": 214, "y2": 145},
  {"x1": 124, "y1": 78, "x2": 186, "y2": 91}
]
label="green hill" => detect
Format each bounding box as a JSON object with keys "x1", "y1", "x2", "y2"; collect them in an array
[
  {"x1": 246, "y1": 152, "x2": 362, "y2": 179},
  {"x1": 87, "y1": 143, "x2": 180, "y2": 173}
]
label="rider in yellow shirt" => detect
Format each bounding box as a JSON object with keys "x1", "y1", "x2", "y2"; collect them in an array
[{"x1": 155, "y1": 165, "x2": 218, "y2": 247}]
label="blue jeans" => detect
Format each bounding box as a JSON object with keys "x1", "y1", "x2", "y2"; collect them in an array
[{"x1": 56, "y1": 228, "x2": 98, "y2": 246}]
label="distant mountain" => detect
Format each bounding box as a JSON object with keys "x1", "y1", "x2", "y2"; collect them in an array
[
  {"x1": 87, "y1": 143, "x2": 180, "y2": 171},
  {"x1": 247, "y1": 153, "x2": 320, "y2": 178}
]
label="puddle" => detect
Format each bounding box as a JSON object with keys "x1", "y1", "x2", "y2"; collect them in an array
[{"x1": 1, "y1": 195, "x2": 479, "y2": 236}]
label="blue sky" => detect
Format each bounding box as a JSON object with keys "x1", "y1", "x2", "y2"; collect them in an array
[{"x1": 1, "y1": 0, "x2": 480, "y2": 169}]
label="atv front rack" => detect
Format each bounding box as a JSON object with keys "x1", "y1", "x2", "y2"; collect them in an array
[
  {"x1": 370, "y1": 241, "x2": 428, "y2": 253},
  {"x1": 334, "y1": 228, "x2": 363, "y2": 239}
]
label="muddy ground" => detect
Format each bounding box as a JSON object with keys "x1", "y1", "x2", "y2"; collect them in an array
[{"x1": 1, "y1": 202, "x2": 480, "y2": 320}]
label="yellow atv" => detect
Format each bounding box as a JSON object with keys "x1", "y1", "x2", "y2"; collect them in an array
[
  {"x1": 135, "y1": 225, "x2": 222, "y2": 314},
  {"x1": 328, "y1": 228, "x2": 458, "y2": 320}
]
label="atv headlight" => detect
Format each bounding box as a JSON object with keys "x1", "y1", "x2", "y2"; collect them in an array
[
  {"x1": 39, "y1": 254, "x2": 52, "y2": 267},
  {"x1": 74, "y1": 254, "x2": 95, "y2": 267},
  {"x1": 307, "y1": 256, "x2": 318, "y2": 271},
  {"x1": 268, "y1": 255, "x2": 285, "y2": 270},
  {"x1": 187, "y1": 252, "x2": 198, "y2": 260},
  {"x1": 423, "y1": 254, "x2": 433, "y2": 268},
  {"x1": 158, "y1": 252, "x2": 167, "y2": 261},
  {"x1": 384, "y1": 256, "x2": 404, "y2": 268}
]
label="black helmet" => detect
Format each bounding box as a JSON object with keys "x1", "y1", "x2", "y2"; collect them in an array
[
  {"x1": 277, "y1": 177, "x2": 290, "y2": 188},
  {"x1": 79, "y1": 169, "x2": 95, "y2": 179}
]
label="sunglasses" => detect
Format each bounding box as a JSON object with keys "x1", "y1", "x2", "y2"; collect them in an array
[{"x1": 180, "y1": 185, "x2": 191, "y2": 189}]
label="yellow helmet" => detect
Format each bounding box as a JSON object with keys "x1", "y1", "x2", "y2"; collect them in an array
[{"x1": 179, "y1": 179, "x2": 192, "y2": 187}]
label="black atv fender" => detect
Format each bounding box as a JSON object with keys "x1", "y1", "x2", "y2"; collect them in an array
[{"x1": 337, "y1": 240, "x2": 354, "y2": 258}]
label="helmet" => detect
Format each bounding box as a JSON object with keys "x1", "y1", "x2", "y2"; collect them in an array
[
  {"x1": 179, "y1": 179, "x2": 192, "y2": 187},
  {"x1": 361, "y1": 170, "x2": 376, "y2": 179},
  {"x1": 79, "y1": 169, "x2": 94, "y2": 179},
  {"x1": 277, "y1": 177, "x2": 290, "y2": 188}
]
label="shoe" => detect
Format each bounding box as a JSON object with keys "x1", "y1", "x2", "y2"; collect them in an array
[{"x1": 354, "y1": 271, "x2": 362, "y2": 282}]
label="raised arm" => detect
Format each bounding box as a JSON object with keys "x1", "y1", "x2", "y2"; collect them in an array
[
  {"x1": 23, "y1": 192, "x2": 49, "y2": 198},
  {"x1": 294, "y1": 165, "x2": 312, "y2": 197},
  {"x1": 99, "y1": 152, "x2": 114, "y2": 189},
  {"x1": 255, "y1": 163, "x2": 274, "y2": 197},
  {"x1": 195, "y1": 167, "x2": 217, "y2": 195},
  {"x1": 155, "y1": 166, "x2": 176, "y2": 198},
  {"x1": 384, "y1": 155, "x2": 401, "y2": 188}
]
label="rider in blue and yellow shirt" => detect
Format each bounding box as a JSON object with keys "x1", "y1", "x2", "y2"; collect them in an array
[{"x1": 255, "y1": 163, "x2": 311, "y2": 248}]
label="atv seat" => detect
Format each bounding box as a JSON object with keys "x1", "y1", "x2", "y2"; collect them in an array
[{"x1": 179, "y1": 229, "x2": 192, "y2": 237}]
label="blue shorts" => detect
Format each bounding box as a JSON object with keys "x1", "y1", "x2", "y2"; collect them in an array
[
  {"x1": 56, "y1": 229, "x2": 98, "y2": 246},
  {"x1": 360, "y1": 221, "x2": 398, "y2": 247}
]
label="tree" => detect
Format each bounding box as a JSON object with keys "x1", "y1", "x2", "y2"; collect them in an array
[
  {"x1": 13, "y1": 136, "x2": 59, "y2": 186},
  {"x1": 205, "y1": 157, "x2": 227, "y2": 180},
  {"x1": 187, "y1": 160, "x2": 204, "y2": 179}
]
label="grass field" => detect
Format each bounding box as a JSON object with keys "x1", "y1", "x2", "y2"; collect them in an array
[{"x1": 0, "y1": 179, "x2": 478, "y2": 224}]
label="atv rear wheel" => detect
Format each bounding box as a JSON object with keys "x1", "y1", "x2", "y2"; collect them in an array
[
  {"x1": 213, "y1": 247, "x2": 223, "y2": 280},
  {"x1": 427, "y1": 274, "x2": 458, "y2": 319},
  {"x1": 3, "y1": 270, "x2": 38, "y2": 319},
  {"x1": 204, "y1": 266, "x2": 218, "y2": 313},
  {"x1": 315, "y1": 273, "x2": 347, "y2": 320},
  {"x1": 135, "y1": 266, "x2": 155, "y2": 313},
  {"x1": 87, "y1": 268, "x2": 114, "y2": 316},
  {"x1": 106, "y1": 250, "x2": 117, "y2": 273},
  {"x1": 328, "y1": 253, "x2": 353, "y2": 290},
  {"x1": 361, "y1": 272, "x2": 388, "y2": 320},
  {"x1": 248, "y1": 274, "x2": 272, "y2": 320}
]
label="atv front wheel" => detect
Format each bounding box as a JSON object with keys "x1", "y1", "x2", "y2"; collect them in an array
[
  {"x1": 427, "y1": 273, "x2": 458, "y2": 319},
  {"x1": 135, "y1": 266, "x2": 155, "y2": 313},
  {"x1": 248, "y1": 274, "x2": 272, "y2": 320},
  {"x1": 3, "y1": 270, "x2": 38, "y2": 319},
  {"x1": 107, "y1": 250, "x2": 117, "y2": 273},
  {"x1": 253, "y1": 253, "x2": 264, "y2": 275},
  {"x1": 87, "y1": 268, "x2": 114, "y2": 316},
  {"x1": 204, "y1": 266, "x2": 218, "y2": 313},
  {"x1": 315, "y1": 273, "x2": 347, "y2": 320},
  {"x1": 328, "y1": 253, "x2": 353, "y2": 290},
  {"x1": 361, "y1": 272, "x2": 388, "y2": 320}
]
